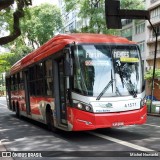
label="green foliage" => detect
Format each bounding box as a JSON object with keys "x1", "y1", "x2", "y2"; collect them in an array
[
  {"x1": 0, "y1": 7, "x2": 14, "y2": 35},
  {"x1": 144, "y1": 69, "x2": 160, "y2": 80},
  {"x1": 65, "y1": 0, "x2": 80, "y2": 12},
  {"x1": 121, "y1": 0, "x2": 145, "y2": 10},
  {"x1": 2, "y1": 3, "x2": 62, "y2": 70},
  {"x1": 0, "y1": 52, "x2": 16, "y2": 72},
  {"x1": 65, "y1": 0, "x2": 117, "y2": 34},
  {"x1": 21, "y1": 3, "x2": 62, "y2": 47},
  {"x1": 64, "y1": 0, "x2": 144, "y2": 34}
]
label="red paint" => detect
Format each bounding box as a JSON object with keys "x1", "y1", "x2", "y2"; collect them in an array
[
  {"x1": 10, "y1": 33, "x2": 135, "y2": 74},
  {"x1": 67, "y1": 106, "x2": 146, "y2": 131},
  {"x1": 8, "y1": 33, "x2": 146, "y2": 131},
  {"x1": 11, "y1": 90, "x2": 53, "y2": 115}
]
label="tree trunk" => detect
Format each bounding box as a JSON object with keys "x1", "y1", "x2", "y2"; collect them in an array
[{"x1": 0, "y1": 0, "x2": 32, "y2": 45}]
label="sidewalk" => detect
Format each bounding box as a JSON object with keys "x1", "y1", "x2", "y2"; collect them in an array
[
  {"x1": 152, "y1": 101, "x2": 160, "y2": 106},
  {"x1": 148, "y1": 113, "x2": 160, "y2": 117},
  {"x1": 0, "y1": 96, "x2": 14, "y2": 160},
  {"x1": 147, "y1": 101, "x2": 160, "y2": 117}
]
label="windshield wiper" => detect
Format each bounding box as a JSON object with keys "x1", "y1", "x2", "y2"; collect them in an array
[
  {"x1": 96, "y1": 79, "x2": 115, "y2": 100},
  {"x1": 123, "y1": 79, "x2": 137, "y2": 98},
  {"x1": 116, "y1": 87, "x2": 121, "y2": 96},
  {"x1": 115, "y1": 60, "x2": 137, "y2": 97}
]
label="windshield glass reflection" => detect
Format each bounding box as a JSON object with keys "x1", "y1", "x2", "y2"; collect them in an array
[{"x1": 73, "y1": 44, "x2": 142, "y2": 97}]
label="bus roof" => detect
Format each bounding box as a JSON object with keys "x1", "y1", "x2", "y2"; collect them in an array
[{"x1": 10, "y1": 33, "x2": 136, "y2": 74}]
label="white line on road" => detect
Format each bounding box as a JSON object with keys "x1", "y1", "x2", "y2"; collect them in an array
[
  {"x1": 145, "y1": 124, "x2": 160, "y2": 128},
  {"x1": 88, "y1": 132, "x2": 155, "y2": 152},
  {"x1": 0, "y1": 102, "x2": 7, "y2": 107}
]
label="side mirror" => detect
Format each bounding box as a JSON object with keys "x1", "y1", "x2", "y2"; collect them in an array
[{"x1": 64, "y1": 48, "x2": 73, "y2": 76}]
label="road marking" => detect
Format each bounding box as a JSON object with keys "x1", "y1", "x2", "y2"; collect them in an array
[
  {"x1": 88, "y1": 132, "x2": 155, "y2": 152},
  {"x1": 0, "y1": 103, "x2": 7, "y2": 107},
  {"x1": 145, "y1": 124, "x2": 160, "y2": 128}
]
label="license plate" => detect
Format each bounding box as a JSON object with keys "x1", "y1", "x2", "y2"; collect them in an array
[{"x1": 112, "y1": 122, "x2": 124, "y2": 127}]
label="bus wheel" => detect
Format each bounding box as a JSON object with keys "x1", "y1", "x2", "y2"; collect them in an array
[
  {"x1": 15, "y1": 104, "x2": 20, "y2": 118},
  {"x1": 46, "y1": 109, "x2": 57, "y2": 133}
]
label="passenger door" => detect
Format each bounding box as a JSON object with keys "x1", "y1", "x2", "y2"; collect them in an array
[
  {"x1": 54, "y1": 58, "x2": 67, "y2": 125},
  {"x1": 24, "y1": 70, "x2": 31, "y2": 114}
]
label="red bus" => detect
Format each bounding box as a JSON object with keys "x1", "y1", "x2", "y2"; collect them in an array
[{"x1": 6, "y1": 33, "x2": 147, "y2": 131}]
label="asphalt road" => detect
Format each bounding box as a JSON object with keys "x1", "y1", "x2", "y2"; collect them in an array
[{"x1": 0, "y1": 97, "x2": 160, "y2": 160}]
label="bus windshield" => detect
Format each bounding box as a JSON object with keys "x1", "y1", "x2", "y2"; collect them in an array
[{"x1": 73, "y1": 44, "x2": 143, "y2": 97}]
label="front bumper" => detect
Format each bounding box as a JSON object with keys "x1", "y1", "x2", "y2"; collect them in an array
[{"x1": 67, "y1": 106, "x2": 147, "y2": 131}]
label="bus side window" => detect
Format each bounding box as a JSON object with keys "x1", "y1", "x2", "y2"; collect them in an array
[
  {"x1": 11, "y1": 76, "x2": 13, "y2": 91},
  {"x1": 19, "y1": 72, "x2": 24, "y2": 90},
  {"x1": 17, "y1": 72, "x2": 20, "y2": 90},
  {"x1": 36, "y1": 62, "x2": 45, "y2": 96},
  {"x1": 45, "y1": 59, "x2": 53, "y2": 96},
  {"x1": 29, "y1": 66, "x2": 36, "y2": 96},
  {"x1": 11, "y1": 75, "x2": 16, "y2": 91},
  {"x1": 15, "y1": 74, "x2": 18, "y2": 90}
]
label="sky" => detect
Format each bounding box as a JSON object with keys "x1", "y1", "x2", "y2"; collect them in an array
[{"x1": 32, "y1": 0, "x2": 59, "y2": 6}]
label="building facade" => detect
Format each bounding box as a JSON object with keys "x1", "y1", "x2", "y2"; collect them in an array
[
  {"x1": 121, "y1": 19, "x2": 146, "y2": 67},
  {"x1": 58, "y1": 0, "x2": 160, "y2": 99},
  {"x1": 121, "y1": 0, "x2": 160, "y2": 70},
  {"x1": 58, "y1": 0, "x2": 147, "y2": 66},
  {"x1": 146, "y1": 0, "x2": 160, "y2": 68},
  {"x1": 145, "y1": 0, "x2": 160, "y2": 99},
  {"x1": 58, "y1": 0, "x2": 89, "y2": 33}
]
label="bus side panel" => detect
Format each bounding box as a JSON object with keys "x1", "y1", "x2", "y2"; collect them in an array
[
  {"x1": 10, "y1": 89, "x2": 26, "y2": 112},
  {"x1": 67, "y1": 107, "x2": 96, "y2": 131},
  {"x1": 11, "y1": 90, "x2": 18, "y2": 110},
  {"x1": 18, "y1": 90, "x2": 26, "y2": 112},
  {"x1": 67, "y1": 106, "x2": 147, "y2": 131},
  {"x1": 29, "y1": 96, "x2": 55, "y2": 122}
]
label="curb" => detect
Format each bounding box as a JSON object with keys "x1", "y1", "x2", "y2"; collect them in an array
[{"x1": 147, "y1": 113, "x2": 160, "y2": 117}]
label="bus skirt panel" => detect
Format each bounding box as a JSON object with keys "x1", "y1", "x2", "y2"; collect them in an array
[{"x1": 67, "y1": 106, "x2": 147, "y2": 131}]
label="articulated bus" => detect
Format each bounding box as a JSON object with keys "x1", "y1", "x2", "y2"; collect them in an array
[{"x1": 6, "y1": 33, "x2": 147, "y2": 131}]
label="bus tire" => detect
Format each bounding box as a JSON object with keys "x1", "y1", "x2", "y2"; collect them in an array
[
  {"x1": 12, "y1": 102, "x2": 15, "y2": 111},
  {"x1": 15, "y1": 103, "x2": 20, "y2": 118},
  {"x1": 46, "y1": 108, "x2": 58, "y2": 133}
]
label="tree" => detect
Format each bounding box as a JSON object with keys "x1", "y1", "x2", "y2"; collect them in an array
[
  {"x1": 120, "y1": 0, "x2": 145, "y2": 10},
  {"x1": 0, "y1": 52, "x2": 17, "y2": 72},
  {"x1": 7, "y1": 4, "x2": 62, "y2": 54},
  {"x1": 0, "y1": 0, "x2": 32, "y2": 45},
  {"x1": 64, "y1": 0, "x2": 145, "y2": 33},
  {"x1": 4, "y1": 3, "x2": 62, "y2": 64},
  {"x1": 65, "y1": 0, "x2": 110, "y2": 34},
  {"x1": 145, "y1": 69, "x2": 160, "y2": 81},
  {"x1": 20, "y1": 3, "x2": 62, "y2": 48}
]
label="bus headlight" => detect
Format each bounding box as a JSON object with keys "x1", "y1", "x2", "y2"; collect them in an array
[
  {"x1": 75, "y1": 102, "x2": 93, "y2": 113},
  {"x1": 85, "y1": 106, "x2": 92, "y2": 112},
  {"x1": 77, "y1": 103, "x2": 83, "y2": 109},
  {"x1": 140, "y1": 98, "x2": 146, "y2": 108}
]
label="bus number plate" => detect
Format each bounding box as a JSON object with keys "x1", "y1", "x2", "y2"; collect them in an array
[{"x1": 112, "y1": 122, "x2": 124, "y2": 127}]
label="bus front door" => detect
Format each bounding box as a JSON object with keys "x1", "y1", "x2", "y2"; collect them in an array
[
  {"x1": 54, "y1": 58, "x2": 67, "y2": 126},
  {"x1": 24, "y1": 70, "x2": 31, "y2": 115}
]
